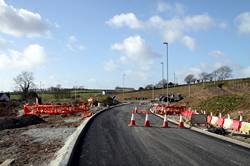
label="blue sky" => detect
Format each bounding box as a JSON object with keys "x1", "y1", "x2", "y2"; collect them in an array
[{"x1": 0, "y1": 0, "x2": 250, "y2": 91}]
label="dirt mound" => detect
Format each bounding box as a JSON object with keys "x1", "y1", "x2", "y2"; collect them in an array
[
  {"x1": 0, "y1": 101, "x2": 20, "y2": 117},
  {"x1": 0, "y1": 115, "x2": 45, "y2": 131}
]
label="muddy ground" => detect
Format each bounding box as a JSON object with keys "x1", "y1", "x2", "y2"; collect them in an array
[{"x1": 0, "y1": 114, "x2": 84, "y2": 166}]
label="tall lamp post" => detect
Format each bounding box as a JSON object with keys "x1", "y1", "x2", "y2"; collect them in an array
[
  {"x1": 160, "y1": 62, "x2": 164, "y2": 95},
  {"x1": 152, "y1": 85, "x2": 155, "y2": 100},
  {"x1": 122, "y1": 73, "x2": 126, "y2": 101},
  {"x1": 163, "y1": 42, "x2": 169, "y2": 105}
]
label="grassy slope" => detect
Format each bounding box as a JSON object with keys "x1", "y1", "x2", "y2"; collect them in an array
[
  {"x1": 10, "y1": 90, "x2": 105, "y2": 103},
  {"x1": 115, "y1": 78, "x2": 250, "y2": 122}
]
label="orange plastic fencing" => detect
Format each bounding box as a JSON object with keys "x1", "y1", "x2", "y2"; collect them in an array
[
  {"x1": 181, "y1": 110, "x2": 193, "y2": 118},
  {"x1": 154, "y1": 105, "x2": 187, "y2": 115},
  {"x1": 23, "y1": 103, "x2": 92, "y2": 117}
]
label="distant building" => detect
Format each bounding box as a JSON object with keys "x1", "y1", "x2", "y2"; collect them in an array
[
  {"x1": 0, "y1": 93, "x2": 10, "y2": 102},
  {"x1": 115, "y1": 87, "x2": 135, "y2": 92}
]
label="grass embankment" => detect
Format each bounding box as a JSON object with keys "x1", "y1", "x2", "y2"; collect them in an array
[
  {"x1": 11, "y1": 90, "x2": 111, "y2": 104},
  {"x1": 115, "y1": 78, "x2": 250, "y2": 121}
]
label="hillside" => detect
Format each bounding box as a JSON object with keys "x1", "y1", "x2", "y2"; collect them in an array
[{"x1": 115, "y1": 78, "x2": 250, "y2": 122}]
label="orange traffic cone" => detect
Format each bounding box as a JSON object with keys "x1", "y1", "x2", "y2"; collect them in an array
[
  {"x1": 179, "y1": 115, "x2": 184, "y2": 128},
  {"x1": 144, "y1": 112, "x2": 150, "y2": 127},
  {"x1": 134, "y1": 107, "x2": 137, "y2": 113},
  {"x1": 162, "y1": 114, "x2": 168, "y2": 128},
  {"x1": 128, "y1": 112, "x2": 136, "y2": 126}
]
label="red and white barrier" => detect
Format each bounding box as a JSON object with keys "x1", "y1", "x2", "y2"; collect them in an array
[
  {"x1": 211, "y1": 116, "x2": 219, "y2": 126},
  {"x1": 152, "y1": 105, "x2": 249, "y2": 135},
  {"x1": 223, "y1": 118, "x2": 233, "y2": 130},
  {"x1": 217, "y1": 117, "x2": 225, "y2": 127},
  {"x1": 232, "y1": 120, "x2": 241, "y2": 131},
  {"x1": 240, "y1": 122, "x2": 250, "y2": 134},
  {"x1": 207, "y1": 115, "x2": 212, "y2": 124}
]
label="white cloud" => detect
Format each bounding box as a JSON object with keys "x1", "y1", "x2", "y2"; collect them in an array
[
  {"x1": 148, "y1": 14, "x2": 213, "y2": 50},
  {"x1": 66, "y1": 35, "x2": 85, "y2": 51},
  {"x1": 236, "y1": 12, "x2": 250, "y2": 34},
  {"x1": 157, "y1": 1, "x2": 186, "y2": 15},
  {"x1": 106, "y1": 13, "x2": 143, "y2": 29},
  {"x1": 181, "y1": 36, "x2": 196, "y2": 50},
  {"x1": 108, "y1": 35, "x2": 159, "y2": 82},
  {"x1": 240, "y1": 66, "x2": 250, "y2": 77},
  {"x1": 213, "y1": 62, "x2": 225, "y2": 69},
  {"x1": 104, "y1": 59, "x2": 117, "y2": 72},
  {"x1": 157, "y1": 1, "x2": 171, "y2": 13},
  {"x1": 0, "y1": 37, "x2": 12, "y2": 49},
  {"x1": 163, "y1": 29, "x2": 182, "y2": 43},
  {"x1": 0, "y1": 44, "x2": 47, "y2": 69},
  {"x1": 87, "y1": 78, "x2": 97, "y2": 83},
  {"x1": 218, "y1": 22, "x2": 227, "y2": 29},
  {"x1": 184, "y1": 14, "x2": 214, "y2": 30},
  {"x1": 209, "y1": 50, "x2": 224, "y2": 57},
  {"x1": 0, "y1": 0, "x2": 49, "y2": 37},
  {"x1": 106, "y1": 9, "x2": 215, "y2": 50},
  {"x1": 111, "y1": 35, "x2": 159, "y2": 65},
  {"x1": 176, "y1": 67, "x2": 202, "y2": 82}
]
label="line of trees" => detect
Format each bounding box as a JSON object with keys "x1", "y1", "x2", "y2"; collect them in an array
[
  {"x1": 184, "y1": 66, "x2": 233, "y2": 84},
  {"x1": 141, "y1": 79, "x2": 177, "y2": 90},
  {"x1": 13, "y1": 72, "x2": 84, "y2": 100}
]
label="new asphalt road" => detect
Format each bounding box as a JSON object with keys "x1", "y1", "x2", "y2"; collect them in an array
[{"x1": 68, "y1": 104, "x2": 250, "y2": 166}]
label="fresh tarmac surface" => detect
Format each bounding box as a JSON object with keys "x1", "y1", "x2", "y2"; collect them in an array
[{"x1": 68, "y1": 104, "x2": 250, "y2": 166}]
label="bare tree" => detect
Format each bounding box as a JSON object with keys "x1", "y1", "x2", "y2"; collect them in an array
[
  {"x1": 14, "y1": 71, "x2": 35, "y2": 99},
  {"x1": 215, "y1": 66, "x2": 232, "y2": 80},
  {"x1": 191, "y1": 77, "x2": 197, "y2": 84},
  {"x1": 156, "y1": 79, "x2": 167, "y2": 88},
  {"x1": 206, "y1": 73, "x2": 214, "y2": 82},
  {"x1": 145, "y1": 84, "x2": 154, "y2": 90},
  {"x1": 199, "y1": 72, "x2": 209, "y2": 82},
  {"x1": 184, "y1": 74, "x2": 194, "y2": 84}
]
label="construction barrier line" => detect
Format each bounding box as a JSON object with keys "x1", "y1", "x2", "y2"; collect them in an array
[{"x1": 240, "y1": 122, "x2": 250, "y2": 134}]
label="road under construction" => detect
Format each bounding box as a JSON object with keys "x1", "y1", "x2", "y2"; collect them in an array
[{"x1": 67, "y1": 104, "x2": 250, "y2": 166}]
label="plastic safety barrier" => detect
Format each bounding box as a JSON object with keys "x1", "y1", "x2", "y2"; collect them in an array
[
  {"x1": 23, "y1": 103, "x2": 91, "y2": 117},
  {"x1": 207, "y1": 115, "x2": 212, "y2": 124},
  {"x1": 232, "y1": 120, "x2": 241, "y2": 131},
  {"x1": 240, "y1": 122, "x2": 250, "y2": 134},
  {"x1": 217, "y1": 118, "x2": 225, "y2": 127},
  {"x1": 181, "y1": 110, "x2": 193, "y2": 118},
  {"x1": 223, "y1": 119, "x2": 233, "y2": 130},
  {"x1": 153, "y1": 105, "x2": 187, "y2": 115},
  {"x1": 210, "y1": 116, "x2": 219, "y2": 126}
]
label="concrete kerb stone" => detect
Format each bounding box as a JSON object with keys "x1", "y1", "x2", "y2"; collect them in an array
[
  {"x1": 150, "y1": 110, "x2": 250, "y2": 149},
  {"x1": 49, "y1": 103, "x2": 128, "y2": 166}
]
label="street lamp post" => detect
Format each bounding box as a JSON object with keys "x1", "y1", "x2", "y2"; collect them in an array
[
  {"x1": 75, "y1": 86, "x2": 77, "y2": 101},
  {"x1": 160, "y1": 62, "x2": 164, "y2": 95},
  {"x1": 163, "y1": 42, "x2": 169, "y2": 105},
  {"x1": 152, "y1": 84, "x2": 155, "y2": 100},
  {"x1": 74, "y1": 81, "x2": 77, "y2": 101},
  {"x1": 122, "y1": 73, "x2": 126, "y2": 101}
]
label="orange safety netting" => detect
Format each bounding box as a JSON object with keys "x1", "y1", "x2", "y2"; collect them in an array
[
  {"x1": 154, "y1": 105, "x2": 187, "y2": 115},
  {"x1": 23, "y1": 103, "x2": 92, "y2": 117}
]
